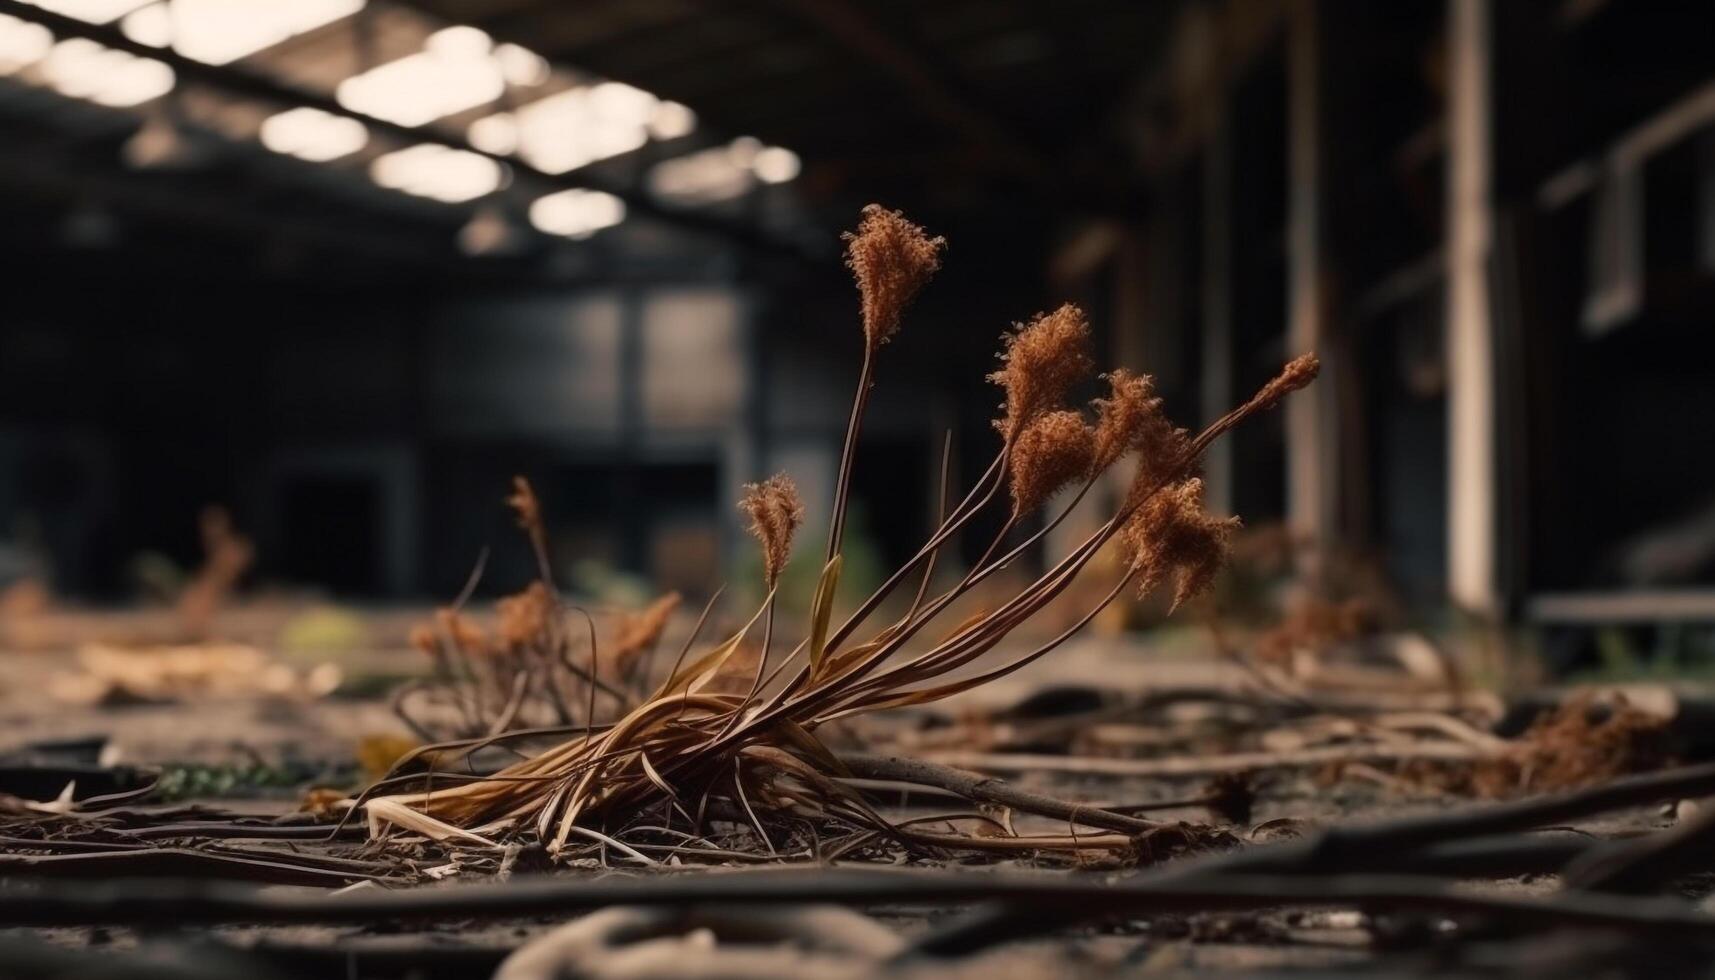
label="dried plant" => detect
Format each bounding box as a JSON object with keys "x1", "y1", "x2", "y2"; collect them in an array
[
  {"x1": 844, "y1": 204, "x2": 945, "y2": 353},
  {"x1": 609, "y1": 591, "x2": 683, "y2": 682},
  {"x1": 357, "y1": 208, "x2": 1319, "y2": 862},
  {"x1": 738, "y1": 474, "x2": 805, "y2": 589},
  {"x1": 989, "y1": 304, "x2": 1094, "y2": 442},
  {"x1": 1120, "y1": 478, "x2": 1240, "y2": 611},
  {"x1": 1008, "y1": 410, "x2": 1094, "y2": 519},
  {"x1": 392, "y1": 479, "x2": 668, "y2": 742},
  {"x1": 176, "y1": 505, "x2": 254, "y2": 640},
  {"x1": 1091, "y1": 369, "x2": 1188, "y2": 486}
]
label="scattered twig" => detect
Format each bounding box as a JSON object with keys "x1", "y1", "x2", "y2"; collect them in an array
[
  {"x1": 838, "y1": 753, "x2": 1159, "y2": 835},
  {"x1": 917, "y1": 742, "x2": 1482, "y2": 779}
]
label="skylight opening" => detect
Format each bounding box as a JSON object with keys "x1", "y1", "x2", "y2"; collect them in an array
[
  {"x1": 648, "y1": 137, "x2": 800, "y2": 204},
  {"x1": 14, "y1": 0, "x2": 146, "y2": 25},
  {"x1": 0, "y1": 13, "x2": 53, "y2": 75},
  {"x1": 260, "y1": 106, "x2": 367, "y2": 162},
  {"x1": 40, "y1": 36, "x2": 173, "y2": 107},
  {"x1": 337, "y1": 25, "x2": 508, "y2": 128},
  {"x1": 528, "y1": 188, "x2": 625, "y2": 238},
  {"x1": 120, "y1": 0, "x2": 364, "y2": 66},
  {"x1": 370, "y1": 142, "x2": 503, "y2": 203},
  {"x1": 467, "y1": 81, "x2": 673, "y2": 176}
]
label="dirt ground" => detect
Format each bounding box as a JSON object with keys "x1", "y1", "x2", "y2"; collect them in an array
[{"x1": 0, "y1": 614, "x2": 1703, "y2": 978}]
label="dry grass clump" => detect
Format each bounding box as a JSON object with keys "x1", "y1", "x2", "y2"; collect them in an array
[
  {"x1": 177, "y1": 505, "x2": 254, "y2": 639},
  {"x1": 1410, "y1": 693, "x2": 1677, "y2": 799},
  {"x1": 357, "y1": 206, "x2": 1319, "y2": 858},
  {"x1": 395, "y1": 479, "x2": 675, "y2": 742},
  {"x1": 1254, "y1": 596, "x2": 1375, "y2": 669}
]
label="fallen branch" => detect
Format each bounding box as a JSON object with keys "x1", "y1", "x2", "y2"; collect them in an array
[
  {"x1": 918, "y1": 742, "x2": 1482, "y2": 778},
  {"x1": 838, "y1": 754, "x2": 1160, "y2": 834},
  {"x1": 0, "y1": 847, "x2": 382, "y2": 887}
]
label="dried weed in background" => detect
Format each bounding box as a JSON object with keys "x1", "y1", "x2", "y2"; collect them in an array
[
  {"x1": 176, "y1": 505, "x2": 254, "y2": 640},
  {"x1": 1402, "y1": 693, "x2": 1677, "y2": 798},
  {"x1": 1254, "y1": 596, "x2": 1375, "y2": 670}
]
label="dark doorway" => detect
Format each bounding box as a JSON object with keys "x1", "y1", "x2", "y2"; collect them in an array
[{"x1": 278, "y1": 476, "x2": 382, "y2": 597}]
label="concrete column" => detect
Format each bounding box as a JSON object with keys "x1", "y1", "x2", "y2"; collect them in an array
[
  {"x1": 1447, "y1": 0, "x2": 1498, "y2": 613},
  {"x1": 1286, "y1": 0, "x2": 1336, "y2": 555}
]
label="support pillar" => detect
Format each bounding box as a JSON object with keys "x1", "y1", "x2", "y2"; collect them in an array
[
  {"x1": 1286, "y1": 0, "x2": 1337, "y2": 560},
  {"x1": 1446, "y1": 0, "x2": 1499, "y2": 613}
]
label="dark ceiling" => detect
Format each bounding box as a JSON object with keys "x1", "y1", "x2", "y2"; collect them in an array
[{"x1": 0, "y1": 0, "x2": 1186, "y2": 284}]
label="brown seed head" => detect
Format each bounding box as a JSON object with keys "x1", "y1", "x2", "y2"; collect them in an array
[
  {"x1": 843, "y1": 204, "x2": 945, "y2": 352},
  {"x1": 1119, "y1": 478, "x2": 1239, "y2": 610},
  {"x1": 407, "y1": 623, "x2": 439, "y2": 658},
  {"x1": 989, "y1": 304, "x2": 1094, "y2": 441},
  {"x1": 497, "y1": 581, "x2": 554, "y2": 649},
  {"x1": 1246, "y1": 353, "x2": 1321, "y2": 415},
  {"x1": 436, "y1": 607, "x2": 491, "y2": 657},
  {"x1": 1008, "y1": 409, "x2": 1095, "y2": 518},
  {"x1": 1089, "y1": 368, "x2": 1187, "y2": 477},
  {"x1": 739, "y1": 473, "x2": 805, "y2": 588}
]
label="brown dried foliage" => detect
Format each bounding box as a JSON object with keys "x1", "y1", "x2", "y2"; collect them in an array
[
  {"x1": 1254, "y1": 596, "x2": 1374, "y2": 668},
  {"x1": 843, "y1": 204, "x2": 945, "y2": 352},
  {"x1": 497, "y1": 581, "x2": 554, "y2": 651},
  {"x1": 1424, "y1": 694, "x2": 1677, "y2": 798},
  {"x1": 176, "y1": 505, "x2": 254, "y2": 639},
  {"x1": 1120, "y1": 479, "x2": 1240, "y2": 610},
  {"x1": 1244, "y1": 352, "x2": 1321, "y2": 415},
  {"x1": 610, "y1": 591, "x2": 682, "y2": 673},
  {"x1": 1008, "y1": 409, "x2": 1094, "y2": 518},
  {"x1": 990, "y1": 304, "x2": 1094, "y2": 442},
  {"x1": 1385, "y1": 693, "x2": 1676, "y2": 801},
  {"x1": 435, "y1": 608, "x2": 490, "y2": 658},
  {"x1": 1090, "y1": 369, "x2": 1185, "y2": 477},
  {"x1": 738, "y1": 474, "x2": 805, "y2": 588}
]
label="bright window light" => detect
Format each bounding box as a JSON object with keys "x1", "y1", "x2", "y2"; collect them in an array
[
  {"x1": 468, "y1": 82, "x2": 659, "y2": 176},
  {"x1": 647, "y1": 101, "x2": 696, "y2": 140},
  {"x1": 120, "y1": 0, "x2": 363, "y2": 66},
  {"x1": 0, "y1": 14, "x2": 53, "y2": 75},
  {"x1": 528, "y1": 188, "x2": 625, "y2": 238},
  {"x1": 338, "y1": 25, "x2": 505, "y2": 127},
  {"x1": 649, "y1": 145, "x2": 751, "y2": 204},
  {"x1": 117, "y1": 3, "x2": 167, "y2": 45},
  {"x1": 467, "y1": 113, "x2": 517, "y2": 155},
  {"x1": 15, "y1": 0, "x2": 146, "y2": 24},
  {"x1": 649, "y1": 137, "x2": 800, "y2": 203},
  {"x1": 260, "y1": 106, "x2": 367, "y2": 162},
  {"x1": 494, "y1": 42, "x2": 547, "y2": 87},
  {"x1": 752, "y1": 146, "x2": 801, "y2": 184},
  {"x1": 41, "y1": 37, "x2": 173, "y2": 107},
  {"x1": 370, "y1": 143, "x2": 503, "y2": 203}
]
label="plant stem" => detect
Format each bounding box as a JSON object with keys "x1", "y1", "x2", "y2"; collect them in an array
[{"x1": 826, "y1": 353, "x2": 874, "y2": 563}]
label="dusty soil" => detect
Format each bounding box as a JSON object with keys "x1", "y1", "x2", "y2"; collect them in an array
[{"x1": 0, "y1": 616, "x2": 1698, "y2": 978}]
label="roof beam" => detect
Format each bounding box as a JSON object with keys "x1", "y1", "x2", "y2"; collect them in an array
[{"x1": 0, "y1": 0, "x2": 815, "y2": 261}]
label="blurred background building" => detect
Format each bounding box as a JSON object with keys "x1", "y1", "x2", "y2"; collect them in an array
[{"x1": 0, "y1": 0, "x2": 1710, "y2": 640}]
